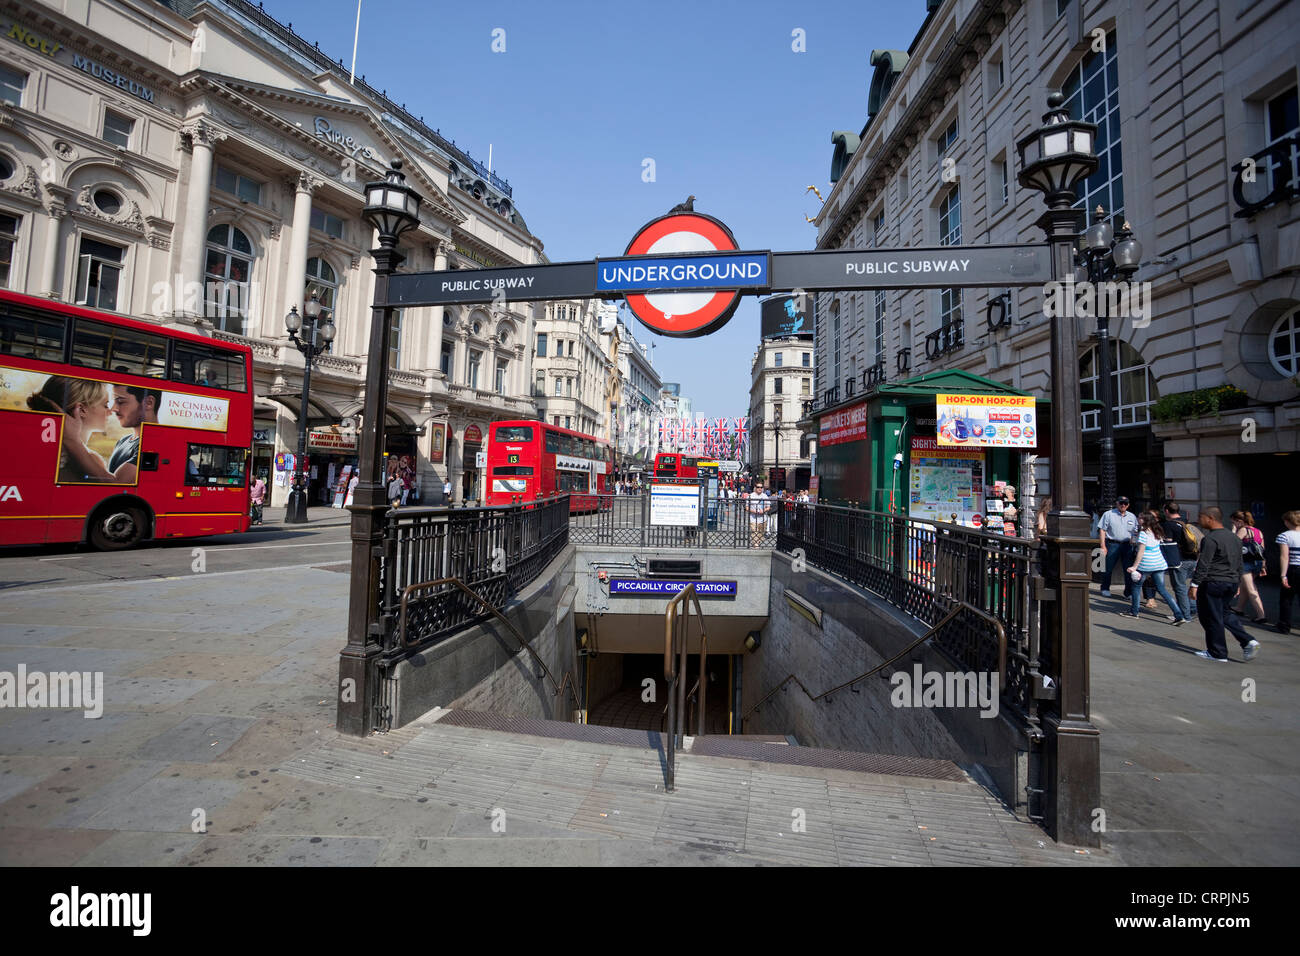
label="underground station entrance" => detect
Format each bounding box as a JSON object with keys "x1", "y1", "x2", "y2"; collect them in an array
[{"x1": 339, "y1": 103, "x2": 1111, "y2": 848}]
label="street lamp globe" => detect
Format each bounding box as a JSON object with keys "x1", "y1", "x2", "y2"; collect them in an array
[
  {"x1": 363, "y1": 159, "x2": 423, "y2": 246},
  {"x1": 285, "y1": 306, "x2": 301, "y2": 334},
  {"x1": 1112, "y1": 225, "x2": 1143, "y2": 276},
  {"x1": 304, "y1": 291, "x2": 321, "y2": 320},
  {"x1": 320, "y1": 316, "x2": 336, "y2": 342},
  {"x1": 1016, "y1": 92, "x2": 1098, "y2": 206}
]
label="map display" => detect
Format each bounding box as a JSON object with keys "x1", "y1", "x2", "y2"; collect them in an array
[{"x1": 909, "y1": 437, "x2": 984, "y2": 525}]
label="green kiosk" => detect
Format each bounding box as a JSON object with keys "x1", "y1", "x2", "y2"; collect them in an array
[{"x1": 811, "y1": 370, "x2": 1064, "y2": 528}]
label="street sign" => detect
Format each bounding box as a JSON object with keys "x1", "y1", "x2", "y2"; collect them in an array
[
  {"x1": 768, "y1": 244, "x2": 1052, "y2": 290},
  {"x1": 596, "y1": 250, "x2": 769, "y2": 294},
  {"x1": 620, "y1": 212, "x2": 746, "y2": 338},
  {"x1": 608, "y1": 579, "x2": 737, "y2": 599},
  {"x1": 388, "y1": 260, "x2": 595, "y2": 306},
  {"x1": 716, "y1": 460, "x2": 741, "y2": 472},
  {"x1": 475, "y1": 450, "x2": 487, "y2": 468}
]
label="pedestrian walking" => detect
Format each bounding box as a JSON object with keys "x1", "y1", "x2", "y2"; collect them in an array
[
  {"x1": 1124, "y1": 510, "x2": 1187, "y2": 623},
  {"x1": 1160, "y1": 501, "x2": 1201, "y2": 622},
  {"x1": 1277, "y1": 510, "x2": 1300, "y2": 634},
  {"x1": 1035, "y1": 496, "x2": 1052, "y2": 539},
  {"x1": 249, "y1": 473, "x2": 266, "y2": 525},
  {"x1": 1098, "y1": 496, "x2": 1139, "y2": 598},
  {"x1": 1230, "y1": 510, "x2": 1268, "y2": 624},
  {"x1": 746, "y1": 482, "x2": 770, "y2": 548},
  {"x1": 1189, "y1": 506, "x2": 1260, "y2": 661},
  {"x1": 442, "y1": 477, "x2": 452, "y2": 504}
]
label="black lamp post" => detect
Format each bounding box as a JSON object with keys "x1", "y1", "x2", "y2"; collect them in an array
[
  {"x1": 338, "y1": 159, "x2": 422, "y2": 737},
  {"x1": 1079, "y1": 208, "x2": 1143, "y2": 512},
  {"x1": 1016, "y1": 91, "x2": 1102, "y2": 847},
  {"x1": 284, "y1": 292, "x2": 335, "y2": 523}
]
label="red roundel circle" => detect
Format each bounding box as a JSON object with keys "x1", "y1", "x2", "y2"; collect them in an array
[{"x1": 622, "y1": 212, "x2": 742, "y2": 337}]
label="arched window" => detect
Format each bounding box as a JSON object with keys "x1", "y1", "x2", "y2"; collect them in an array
[
  {"x1": 1063, "y1": 30, "x2": 1121, "y2": 227},
  {"x1": 205, "y1": 224, "x2": 253, "y2": 333},
  {"x1": 1269, "y1": 306, "x2": 1300, "y2": 377},
  {"x1": 305, "y1": 256, "x2": 338, "y2": 313},
  {"x1": 1080, "y1": 340, "x2": 1156, "y2": 430}
]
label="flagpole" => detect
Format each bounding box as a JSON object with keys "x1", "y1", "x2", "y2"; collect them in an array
[{"x1": 349, "y1": 0, "x2": 362, "y2": 84}]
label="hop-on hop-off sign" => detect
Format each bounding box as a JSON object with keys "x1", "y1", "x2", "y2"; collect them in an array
[{"x1": 598, "y1": 213, "x2": 768, "y2": 337}]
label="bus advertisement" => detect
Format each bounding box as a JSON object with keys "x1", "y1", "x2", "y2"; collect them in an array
[
  {"x1": 0, "y1": 290, "x2": 254, "y2": 549},
  {"x1": 484, "y1": 419, "x2": 611, "y2": 513}
]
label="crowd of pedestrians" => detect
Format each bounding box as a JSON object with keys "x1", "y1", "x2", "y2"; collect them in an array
[{"x1": 1095, "y1": 493, "x2": 1299, "y2": 662}]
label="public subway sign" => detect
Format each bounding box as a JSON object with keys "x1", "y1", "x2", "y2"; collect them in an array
[
  {"x1": 596, "y1": 252, "x2": 769, "y2": 294},
  {"x1": 819, "y1": 402, "x2": 868, "y2": 446},
  {"x1": 608, "y1": 579, "x2": 738, "y2": 599},
  {"x1": 768, "y1": 244, "x2": 1052, "y2": 290}
]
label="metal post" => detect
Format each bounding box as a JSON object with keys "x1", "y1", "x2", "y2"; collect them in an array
[
  {"x1": 286, "y1": 330, "x2": 313, "y2": 524},
  {"x1": 1040, "y1": 200, "x2": 1102, "y2": 847},
  {"x1": 337, "y1": 244, "x2": 403, "y2": 736},
  {"x1": 1092, "y1": 294, "x2": 1117, "y2": 512}
]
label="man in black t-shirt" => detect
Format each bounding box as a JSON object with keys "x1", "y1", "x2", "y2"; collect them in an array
[
  {"x1": 1189, "y1": 507, "x2": 1258, "y2": 661},
  {"x1": 1161, "y1": 501, "x2": 1200, "y2": 622}
]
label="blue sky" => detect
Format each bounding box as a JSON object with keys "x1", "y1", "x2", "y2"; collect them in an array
[{"x1": 268, "y1": 0, "x2": 926, "y2": 419}]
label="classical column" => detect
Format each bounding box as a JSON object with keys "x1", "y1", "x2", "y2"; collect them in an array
[
  {"x1": 448, "y1": 422, "x2": 465, "y2": 505},
  {"x1": 177, "y1": 121, "x2": 227, "y2": 319},
  {"x1": 285, "y1": 172, "x2": 321, "y2": 319},
  {"x1": 39, "y1": 186, "x2": 69, "y2": 298}
]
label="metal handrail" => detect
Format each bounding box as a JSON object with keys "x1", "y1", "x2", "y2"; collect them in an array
[
  {"x1": 397, "y1": 576, "x2": 581, "y2": 713},
  {"x1": 663, "y1": 583, "x2": 708, "y2": 792},
  {"x1": 741, "y1": 600, "x2": 1004, "y2": 723}
]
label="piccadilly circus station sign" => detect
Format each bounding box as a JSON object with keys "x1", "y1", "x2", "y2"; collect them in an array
[{"x1": 384, "y1": 201, "x2": 1055, "y2": 339}]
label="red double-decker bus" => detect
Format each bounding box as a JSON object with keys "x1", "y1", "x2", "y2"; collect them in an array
[
  {"x1": 485, "y1": 419, "x2": 611, "y2": 513},
  {"x1": 0, "y1": 290, "x2": 254, "y2": 549},
  {"x1": 653, "y1": 452, "x2": 699, "y2": 479}
]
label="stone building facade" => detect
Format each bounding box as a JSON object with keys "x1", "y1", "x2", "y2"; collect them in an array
[
  {"x1": 0, "y1": 0, "x2": 542, "y2": 509},
  {"x1": 809, "y1": 0, "x2": 1300, "y2": 536},
  {"x1": 750, "y1": 334, "x2": 815, "y2": 491},
  {"x1": 530, "y1": 298, "x2": 611, "y2": 439}
]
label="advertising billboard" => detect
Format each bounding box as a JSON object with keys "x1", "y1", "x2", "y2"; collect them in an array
[
  {"x1": 935, "y1": 394, "x2": 1037, "y2": 448},
  {"x1": 760, "y1": 294, "x2": 814, "y2": 338}
]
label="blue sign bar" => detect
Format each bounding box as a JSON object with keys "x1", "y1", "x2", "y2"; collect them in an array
[
  {"x1": 608, "y1": 579, "x2": 738, "y2": 598},
  {"x1": 596, "y1": 252, "x2": 769, "y2": 294}
]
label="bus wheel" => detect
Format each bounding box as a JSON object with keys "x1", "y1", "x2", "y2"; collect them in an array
[{"x1": 89, "y1": 505, "x2": 146, "y2": 550}]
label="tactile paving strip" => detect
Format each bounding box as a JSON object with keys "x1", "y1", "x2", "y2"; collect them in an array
[
  {"x1": 437, "y1": 709, "x2": 664, "y2": 749},
  {"x1": 689, "y1": 735, "x2": 968, "y2": 781}
]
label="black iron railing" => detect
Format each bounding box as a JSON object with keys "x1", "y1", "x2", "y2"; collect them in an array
[
  {"x1": 776, "y1": 503, "x2": 1041, "y2": 728},
  {"x1": 379, "y1": 495, "x2": 570, "y2": 656},
  {"x1": 1232, "y1": 133, "x2": 1299, "y2": 218},
  {"x1": 569, "y1": 494, "x2": 778, "y2": 549}
]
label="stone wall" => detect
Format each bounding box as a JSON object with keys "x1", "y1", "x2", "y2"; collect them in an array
[
  {"x1": 389, "y1": 546, "x2": 578, "y2": 726},
  {"x1": 746, "y1": 551, "x2": 1033, "y2": 817}
]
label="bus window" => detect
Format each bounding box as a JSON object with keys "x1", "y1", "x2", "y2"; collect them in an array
[
  {"x1": 495, "y1": 425, "x2": 534, "y2": 443},
  {"x1": 186, "y1": 444, "x2": 247, "y2": 487},
  {"x1": 0, "y1": 304, "x2": 66, "y2": 361},
  {"x1": 73, "y1": 319, "x2": 168, "y2": 377},
  {"x1": 172, "y1": 341, "x2": 247, "y2": 392},
  {"x1": 544, "y1": 431, "x2": 561, "y2": 454}
]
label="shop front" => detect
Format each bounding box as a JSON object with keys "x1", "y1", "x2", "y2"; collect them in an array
[
  {"x1": 462, "y1": 423, "x2": 483, "y2": 503},
  {"x1": 305, "y1": 425, "x2": 359, "y2": 507},
  {"x1": 251, "y1": 420, "x2": 276, "y2": 485}
]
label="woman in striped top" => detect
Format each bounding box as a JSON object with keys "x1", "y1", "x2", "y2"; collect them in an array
[{"x1": 1126, "y1": 510, "x2": 1187, "y2": 622}]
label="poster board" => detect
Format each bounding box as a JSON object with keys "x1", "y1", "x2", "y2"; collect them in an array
[
  {"x1": 908, "y1": 437, "x2": 984, "y2": 525},
  {"x1": 650, "y1": 482, "x2": 700, "y2": 526}
]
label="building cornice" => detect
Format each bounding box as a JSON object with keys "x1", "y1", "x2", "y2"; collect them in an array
[{"x1": 819, "y1": 0, "x2": 1014, "y2": 247}]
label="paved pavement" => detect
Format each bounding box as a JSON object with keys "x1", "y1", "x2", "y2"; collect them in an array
[{"x1": 0, "y1": 539, "x2": 1294, "y2": 865}]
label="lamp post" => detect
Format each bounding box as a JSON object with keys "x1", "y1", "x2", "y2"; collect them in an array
[
  {"x1": 338, "y1": 159, "x2": 422, "y2": 737},
  {"x1": 1079, "y1": 208, "x2": 1143, "y2": 512},
  {"x1": 1016, "y1": 91, "x2": 1102, "y2": 847},
  {"x1": 284, "y1": 292, "x2": 336, "y2": 523}
]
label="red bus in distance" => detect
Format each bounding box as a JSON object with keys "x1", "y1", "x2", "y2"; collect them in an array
[
  {"x1": 0, "y1": 290, "x2": 254, "y2": 549},
  {"x1": 485, "y1": 419, "x2": 611, "y2": 513},
  {"x1": 654, "y1": 452, "x2": 698, "y2": 479}
]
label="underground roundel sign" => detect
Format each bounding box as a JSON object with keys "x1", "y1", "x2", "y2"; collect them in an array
[{"x1": 617, "y1": 212, "x2": 746, "y2": 338}]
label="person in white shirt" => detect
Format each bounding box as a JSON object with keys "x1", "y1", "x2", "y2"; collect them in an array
[
  {"x1": 1277, "y1": 509, "x2": 1300, "y2": 634},
  {"x1": 1098, "y1": 496, "x2": 1140, "y2": 598},
  {"x1": 746, "y1": 482, "x2": 771, "y2": 548}
]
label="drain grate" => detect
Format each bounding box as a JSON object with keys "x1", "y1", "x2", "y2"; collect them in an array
[
  {"x1": 438, "y1": 710, "x2": 664, "y2": 749},
  {"x1": 689, "y1": 735, "x2": 968, "y2": 781}
]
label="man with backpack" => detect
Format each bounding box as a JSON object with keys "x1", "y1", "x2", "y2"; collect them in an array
[{"x1": 1161, "y1": 501, "x2": 1201, "y2": 622}]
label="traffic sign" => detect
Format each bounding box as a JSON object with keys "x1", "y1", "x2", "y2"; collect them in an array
[{"x1": 620, "y1": 212, "x2": 746, "y2": 337}]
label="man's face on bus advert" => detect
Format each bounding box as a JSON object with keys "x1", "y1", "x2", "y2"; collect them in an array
[{"x1": 112, "y1": 387, "x2": 155, "y2": 428}]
